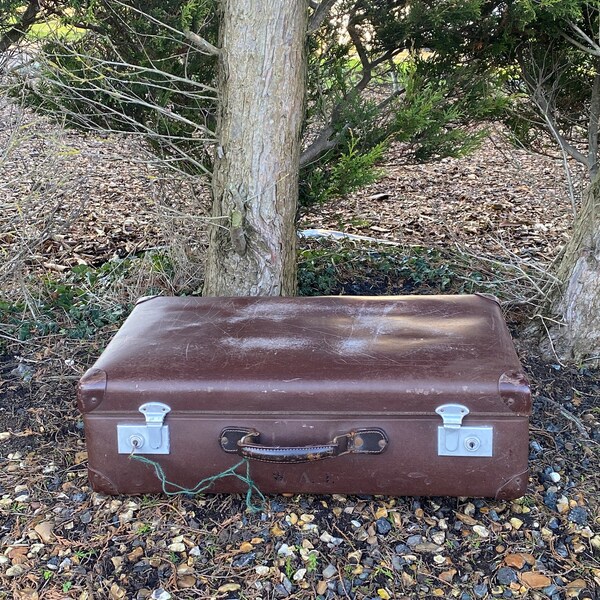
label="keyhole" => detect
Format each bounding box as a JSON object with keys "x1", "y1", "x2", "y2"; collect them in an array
[{"x1": 464, "y1": 437, "x2": 481, "y2": 452}]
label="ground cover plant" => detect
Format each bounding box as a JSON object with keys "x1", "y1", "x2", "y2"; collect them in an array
[{"x1": 0, "y1": 97, "x2": 599, "y2": 600}]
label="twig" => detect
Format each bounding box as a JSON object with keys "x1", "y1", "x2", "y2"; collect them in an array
[{"x1": 538, "y1": 395, "x2": 591, "y2": 440}]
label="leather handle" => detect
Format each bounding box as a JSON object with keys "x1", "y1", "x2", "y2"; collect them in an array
[{"x1": 220, "y1": 427, "x2": 388, "y2": 464}]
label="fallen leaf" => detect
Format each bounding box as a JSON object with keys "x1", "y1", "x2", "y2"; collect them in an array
[
  {"x1": 520, "y1": 572, "x2": 551, "y2": 589},
  {"x1": 217, "y1": 583, "x2": 241, "y2": 593}
]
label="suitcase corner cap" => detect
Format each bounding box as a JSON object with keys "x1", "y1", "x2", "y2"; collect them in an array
[{"x1": 77, "y1": 368, "x2": 108, "y2": 413}]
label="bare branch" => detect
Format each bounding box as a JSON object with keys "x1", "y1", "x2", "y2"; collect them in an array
[
  {"x1": 567, "y1": 20, "x2": 600, "y2": 54},
  {"x1": 183, "y1": 29, "x2": 220, "y2": 56},
  {"x1": 559, "y1": 29, "x2": 600, "y2": 57},
  {"x1": 307, "y1": 0, "x2": 338, "y2": 35}
]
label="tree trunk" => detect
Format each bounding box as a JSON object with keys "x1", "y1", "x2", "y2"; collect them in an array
[
  {"x1": 0, "y1": 1, "x2": 40, "y2": 55},
  {"x1": 203, "y1": 0, "x2": 308, "y2": 296},
  {"x1": 545, "y1": 174, "x2": 600, "y2": 365}
]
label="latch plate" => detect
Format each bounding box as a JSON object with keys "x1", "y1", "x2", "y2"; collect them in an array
[
  {"x1": 117, "y1": 402, "x2": 171, "y2": 454},
  {"x1": 435, "y1": 403, "x2": 493, "y2": 457}
]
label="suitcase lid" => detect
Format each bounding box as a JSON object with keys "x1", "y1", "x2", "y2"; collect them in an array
[{"x1": 78, "y1": 295, "x2": 530, "y2": 417}]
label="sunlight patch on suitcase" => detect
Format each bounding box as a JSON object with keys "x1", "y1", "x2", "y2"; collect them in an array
[{"x1": 220, "y1": 336, "x2": 312, "y2": 351}]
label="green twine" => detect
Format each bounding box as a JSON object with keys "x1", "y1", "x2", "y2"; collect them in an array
[{"x1": 130, "y1": 454, "x2": 266, "y2": 513}]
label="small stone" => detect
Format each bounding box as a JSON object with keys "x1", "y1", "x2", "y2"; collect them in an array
[
  {"x1": 316, "y1": 580, "x2": 328, "y2": 595},
  {"x1": 0, "y1": 432, "x2": 11, "y2": 442},
  {"x1": 34, "y1": 521, "x2": 54, "y2": 543},
  {"x1": 6, "y1": 564, "x2": 26, "y2": 577},
  {"x1": 80, "y1": 511, "x2": 92, "y2": 524},
  {"x1": 544, "y1": 491, "x2": 558, "y2": 511},
  {"x1": 239, "y1": 541, "x2": 254, "y2": 553},
  {"x1": 509, "y1": 518, "x2": 523, "y2": 530},
  {"x1": 277, "y1": 544, "x2": 295, "y2": 557},
  {"x1": 274, "y1": 584, "x2": 289, "y2": 598},
  {"x1": 376, "y1": 518, "x2": 392, "y2": 535},
  {"x1": 433, "y1": 555, "x2": 446, "y2": 565},
  {"x1": 590, "y1": 535, "x2": 600, "y2": 550},
  {"x1": 567, "y1": 507, "x2": 587, "y2": 526},
  {"x1": 232, "y1": 552, "x2": 255, "y2": 568},
  {"x1": 556, "y1": 496, "x2": 569, "y2": 514},
  {"x1": 407, "y1": 535, "x2": 423, "y2": 547},
  {"x1": 293, "y1": 568, "x2": 307, "y2": 582},
  {"x1": 322, "y1": 564, "x2": 337, "y2": 579},
  {"x1": 547, "y1": 472, "x2": 561, "y2": 483},
  {"x1": 431, "y1": 531, "x2": 445, "y2": 545},
  {"x1": 473, "y1": 525, "x2": 490, "y2": 538},
  {"x1": 496, "y1": 567, "x2": 518, "y2": 585},
  {"x1": 255, "y1": 565, "x2": 270, "y2": 576},
  {"x1": 167, "y1": 542, "x2": 185, "y2": 553},
  {"x1": 473, "y1": 583, "x2": 488, "y2": 598},
  {"x1": 150, "y1": 590, "x2": 171, "y2": 600}
]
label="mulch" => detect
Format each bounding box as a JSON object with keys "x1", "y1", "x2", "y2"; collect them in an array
[{"x1": 0, "y1": 102, "x2": 599, "y2": 600}]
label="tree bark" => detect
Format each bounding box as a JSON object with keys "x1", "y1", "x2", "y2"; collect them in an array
[
  {"x1": 203, "y1": 0, "x2": 308, "y2": 296},
  {"x1": 0, "y1": 0, "x2": 40, "y2": 54},
  {"x1": 545, "y1": 174, "x2": 600, "y2": 365}
]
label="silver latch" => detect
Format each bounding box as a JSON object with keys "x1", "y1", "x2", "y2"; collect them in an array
[
  {"x1": 435, "y1": 403, "x2": 493, "y2": 457},
  {"x1": 117, "y1": 402, "x2": 171, "y2": 454}
]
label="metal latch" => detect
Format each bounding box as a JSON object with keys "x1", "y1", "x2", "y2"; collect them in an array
[
  {"x1": 117, "y1": 402, "x2": 171, "y2": 454},
  {"x1": 435, "y1": 404, "x2": 493, "y2": 457}
]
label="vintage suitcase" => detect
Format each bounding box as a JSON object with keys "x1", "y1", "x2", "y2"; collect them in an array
[{"x1": 78, "y1": 294, "x2": 531, "y2": 499}]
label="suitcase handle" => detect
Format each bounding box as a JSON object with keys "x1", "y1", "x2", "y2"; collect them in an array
[{"x1": 220, "y1": 428, "x2": 388, "y2": 463}]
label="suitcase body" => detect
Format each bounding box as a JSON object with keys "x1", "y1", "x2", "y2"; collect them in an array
[{"x1": 78, "y1": 295, "x2": 531, "y2": 499}]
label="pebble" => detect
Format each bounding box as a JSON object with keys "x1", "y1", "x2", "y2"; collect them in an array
[
  {"x1": 407, "y1": 535, "x2": 423, "y2": 547},
  {"x1": 320, "y1": 532, "x2": 343, "y2": 546},
  {"x1": 167, "y1": 542, "x2": 185, "y2": 553},
  {"x1": 473, "y1": 525, "x2": 490, "y2": 538},
  {"x1": 376, "y1": 518, "x2": 392, "y2": 535},
  {"x1": 232, "y1": 552, "x2": 255, "y2": 568},
  {"x1": 150, "y1": 590, "x2": 171, "y2": 600},
  {"x1": 0, "y1": 432, "x2": 11, "y2": 442},
  {"x1": 256, "y1": 565, "x2": 270, "y2": 576},
  {"x1": 547, "y1": 517, "x2": 561, "y2": 530},
  {"x1": 293, "y1": 568, "x2": 307, "y2": 582},
  {"x1": 529, "y1": 441, "x2": 542, "y2": 453},
  {"x1": 431, "y1": 531, "x2": 445, "y2": 545},
  {"x1": 277, "y1": 544, "x2": 295, "y2": 557},
  {"x1": 80, "y1": 511, "x2": 92, "y2": 524},
  {"x1": 547, "y1": 472, "x2": 561, "y2": 483},
  {"x1": 509, "y1": 518, "x2": 523, "y2": 530},
  {"x1": 6, "y1": 564, "x2": 26, "y2": 577},
  {"x1": 395, "y1": 543, "x2": 411, "y2": 554},
  {"x1": 556, "y1": 496, "x2": 569, "y2": 513},
  {"x1": 473, "y1": 583, "x2": 488, "y2": 598},
  {"x1": 544, "y1": 491, "x2": 558, "y2": 511},
  {"x1": 322, "y1": 564, "x2": 337, "y2": 579},
  {"x1": 567, "y1": 507, "x2": 587, "y2": 526},
  {"x1": 274, "y1": 584, "x2": 289, "y2": 598},
  {"x1": 496, "y1": 567, "x2": 518, "y2": 585}
]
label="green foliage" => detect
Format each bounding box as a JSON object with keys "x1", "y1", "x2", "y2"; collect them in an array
[
  {"x1": 301, "y1": 133, "x2": 385, "y2": 205},
  {"x1": 297, "y1": 239, "x2": 532, "y2": 300},
  {"x1": 0, "y1": 252, "x2": 178, "y2": 345}
]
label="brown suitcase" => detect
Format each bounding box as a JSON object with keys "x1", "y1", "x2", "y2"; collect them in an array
[{"x1": 78, "y1": 295, "x2": 531, "y2": 499}]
